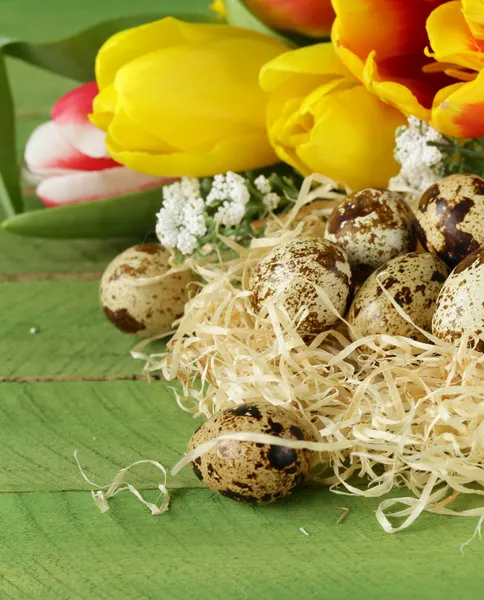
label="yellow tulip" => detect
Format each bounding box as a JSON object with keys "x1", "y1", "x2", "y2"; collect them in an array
[
  {"x1": 90, "y1": 17, "x2": 287, "y2": 177},
  {"x1": 260, "y1": 43, "x2": 405, "y2": 189}
]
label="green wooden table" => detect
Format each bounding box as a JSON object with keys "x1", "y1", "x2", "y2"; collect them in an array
[{"x1": 1, "y1": 1, "x2": 484, "y2": 598}]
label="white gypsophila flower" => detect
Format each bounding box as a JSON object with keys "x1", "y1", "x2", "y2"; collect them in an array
[
  {"x1": 215, "y1": 200, "x2": 247, "y2": 227},
  {"x1": 206, "y1": 171, "x2": 250, "y2": 207},
  {"x1": 156, "y1": 177, "x2": 207, "y2": 255},
  {"x1": 176, "y1": 228, "x2": 199, "y2": 256},
  {"x1": 389, "y1": 115, "x2": 445, "y2": 194},
  {"x1": 263, "y1": 192, "x2": 280, "y2": 211},
  {"x1": 254, "y1": 174, "x2": 272, "y2": 195},
  {"x1": 207, "y1": 171, "x2": 251, "y2": 227}
]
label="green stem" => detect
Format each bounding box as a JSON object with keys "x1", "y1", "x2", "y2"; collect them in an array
[{"x1": 429, "y1": 141, "x2": 484, "y2": 159}]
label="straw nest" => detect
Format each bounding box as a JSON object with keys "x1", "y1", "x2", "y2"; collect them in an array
[{"x1": 138, "y1": 175, "x2": 484, "y2": 534}]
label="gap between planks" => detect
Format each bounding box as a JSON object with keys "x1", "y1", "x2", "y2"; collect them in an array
[
  {"x1": 0, "y1": 375, "x2": 161, "y2": 384},
  {"x1": 0, "y1": 486, "x2": 203, "y2": 495}
]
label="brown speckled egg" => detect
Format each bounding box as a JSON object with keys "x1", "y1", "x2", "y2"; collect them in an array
[
  {"x1": 325, "y1": 188, "x2": 416, "y2": 280},
  {"x1": 188, "y1": 402, "x2": 314, "y2": 504},
  {"x1": 416, "y1": 173, "x2": 484, "y2": 267},
  {"x1": 248, "y1": 237, "x2": 352, "y2": 336},
  {"x1": 432, "y1": 246, "x2": 484, "y2": 351},
  {"x1": 100, "y1": 243, "x2": 198, "y2": 337},
  {"x1": 347, "y1": 252, "x2": 450, "y2": 341}
]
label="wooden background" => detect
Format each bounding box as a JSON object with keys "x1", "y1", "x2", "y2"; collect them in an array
[{"x1": 1, "y1": 1, "x2": 484, "y2": 598}]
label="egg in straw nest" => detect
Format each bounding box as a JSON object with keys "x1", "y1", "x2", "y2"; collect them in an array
[{"x1": 135, "y1": 174, "x2": 484, "y2": 534}]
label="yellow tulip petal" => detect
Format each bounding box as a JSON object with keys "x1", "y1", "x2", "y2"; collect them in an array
[
  {"x1": 106, "y1": 132, "x2": 279, "y2": 177},
  {"x1": 108, "y1": 104, "x2": 177, "y2": 154},
  {"x1": 89, "y1": 84, "x2": 117, "y2": 130},
  {"x1": 260, "y1": 43, "x2": 349, "y2": 93},
  {"x1": 96, "y1": 16, "x2": 286, "y2": 89},
  {"x1": 268, "y1": 80, "x2": 404, "y2": 190},
  {"x1": 427, "y1": 1, "x2": 484, "y2": 71},
  {"x1": 116, "y1": 37, "x2": 284, "y2": 151},
  {"x1": 299, "y1": 85, "x2": 404, "y2": 189},
  {"x1": 463, "y1": 0, "x2": 484, "y2": 40},
  {"x1": 431, "y1": 69, "x2": 484, "y2": 137}
]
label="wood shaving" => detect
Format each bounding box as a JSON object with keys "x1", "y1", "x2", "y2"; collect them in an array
[{"x1": 138, "y1": 175, "x2": 484, "y2": 534}]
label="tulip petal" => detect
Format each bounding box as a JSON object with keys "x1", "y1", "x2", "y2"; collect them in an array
[
  {"x1": 332, "y1": 0, "x2": 447, "y2": 63},
  {"x1": 427, "y1": 1, "x2": 484, "y2": 71},
  {"x1": 24, "y1": 121, "x2": 117, "y2": 180},
  {"x1": 36, "y1": 167, "x2": 168, "y2": 207},
  {"x1": 108, "y1": 104, "x2": 177, "y2": 154},
  {"x1": 332, "y1": 0, "x2": 451, "y2": 115},
  {"x1": 260, "y1": 43, "x2": 348, "y2": 93},
  {"x1": 106, "y1": 132, "x2": 279, "y2": 178},
  {"x1": 96, "y1": 16, "x2": 286, "y2": 89},
  {"x1": 51, "y1": 81, "x2": 109, "y2": 158},
  {"x1": 431, "y1": 69, "x2": 484, "y2": 136},
  {"x1": 114, "y1": 36, "x2": 285, "y2": 151},
  {"x1": 299, "y1": 84, "x2": 404, "y2": 189},
  {"x1": 463, "y1": 0, "x2": 484, "y2": 40},
  {"x1": 267, "y1": 77, "x2": 404, "y2": 190},
  {"x1": 362, "y1": 52, "x2": 431, "y2": 120},
  {"x1": 245, "y1": 0, "x2": 335, "y2": 37},
  {"x1": 90, "y1": 84, "x2": 117, "y2": 131}
]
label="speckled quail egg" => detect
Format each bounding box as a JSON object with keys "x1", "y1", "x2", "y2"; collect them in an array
[
  {"x1": 347, "y1": 252, "x2": 450, "y2": 341},
  {"x1": 188, "y1": 402, "x2": 315, "y2": 504},
  {"x1": 432, "y1": 246, "x2": 484, "y2": 351},
  {"x1": 416, "y1": 173, "x2": 484, "y2": 267},
  {"x1": 325, "y1": 188, "x2": 416, "y2": 280},
  {"x1": 249, "y1": 237, "x2": 352, "y2": 336},
  {"x1": 100, "y1": 243, "x2": 198, "y2": 337}
]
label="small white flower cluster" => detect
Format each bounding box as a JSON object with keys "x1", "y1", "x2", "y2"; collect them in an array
[
  {"x1": 389, "y1": 115, "x2": 445, "y2": 194},
  {"x1": 255, "y1": 175, "x2": 281, "y2": 211},
  {"x1": 207, "y1": 171, "x2": 251, "y2": 227},
  {"x1": 156, "y1": 178, "x2": 207, "y2": 256}
]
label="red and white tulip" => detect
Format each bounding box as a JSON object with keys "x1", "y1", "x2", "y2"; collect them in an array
[{"x1": 24, "y1": 81, "x2": 170, "y2": 207}]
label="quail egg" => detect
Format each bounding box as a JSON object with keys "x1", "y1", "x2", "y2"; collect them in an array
[
  {"x1": 249, "y1": 237, "x2": 352, "y2": 336},
  {"x1": 100, "y1": 243, "x2": 198, "y2": 337},
  {"x1": 432, "y1": 246, "x2": 484, "y2": 351},
  {"x1": 416, "y1": 173, "x2": 484, "y2": 267},
  {"x1": 188, "y1": 402, "x2": 314, "y2": 504},
  {"x1": 325, "y1": 188, "x2": 416, "y2": 280},
  {"x1": 347, "y1": 252, "x2": 450, "y2": 341}
]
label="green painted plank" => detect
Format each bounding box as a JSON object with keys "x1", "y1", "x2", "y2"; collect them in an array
[
  {"x1": 0, "y1": 488, "x2": 483, "y2": 600},
  {"x1": 0, "y1": 280, "x2": 150, "y2": 377},
  {"x1": 0, "y1": 381, "x2": 200, "y2": 492},
  {"x1": 0, "y1": 230, "x2": 136, "y2": 274},
  {"x1": 2, "y1": 0, "x2": 210, "y2": 39}
]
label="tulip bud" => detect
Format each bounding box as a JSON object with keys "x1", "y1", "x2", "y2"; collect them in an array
[{"x1": 213, "y1": 0, "x2": 335, "y2": 37}]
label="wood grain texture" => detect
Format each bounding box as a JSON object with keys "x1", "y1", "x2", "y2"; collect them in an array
[
  {"x1": 0, "y1": 381, "x2": 201, "y2": 492},
  {"x1": 0, "y1": 280, "x2": 159, "y2": 377},
  {"x1": 0, "y1": 489, "x2": 483, "y2": 600},
  {"x1": 0, "y1": 231, "x2": 136, "y2": 275}
]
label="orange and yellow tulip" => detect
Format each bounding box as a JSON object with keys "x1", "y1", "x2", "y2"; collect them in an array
[{"x1": 331, "y1": 0, "x2": 484, "y2": 138}]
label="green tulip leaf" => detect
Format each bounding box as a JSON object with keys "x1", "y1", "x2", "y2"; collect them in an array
[
  {"x1": 2, "y1": 186, "x2": 166, "y2": 239},
  {"x1": 0, "y1": 48, "x2": 21, "y2": 218},
  {"x1": 0, "y1": 13, "x2": 218, "y2": 82},
  {"x1": 223, "y1": 0, "x2": 294, "y2": 46}
]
